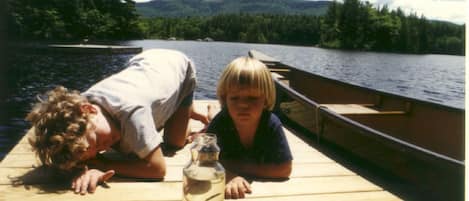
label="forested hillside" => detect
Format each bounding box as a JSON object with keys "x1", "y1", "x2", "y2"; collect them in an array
[
  {"x1": 319, "y1": 1, "x2": 465, "y2": 54},
  {"x1": 5, "y1": 0, "x2": 465, "y2": 55},
  {"x1": 136, "y1": 0, "x2": 330, "y2": 17},
  {"x1": 139, "y1": 0, "x2": 464, "y2": 55},
  {"x1": 6, "y1": 0, "x2": 143, "y2": 40}
]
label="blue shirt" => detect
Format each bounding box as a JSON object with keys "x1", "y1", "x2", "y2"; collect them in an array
[{"x1": 206, "y1": 108, "x2": 293, "y2": 164}]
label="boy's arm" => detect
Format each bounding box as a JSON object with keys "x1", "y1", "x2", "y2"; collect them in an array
[
  {"x1": 221, "y1": 160, "x2": 292, "y2": 179},
  {"x1": 72, "y1": 146, "x2": 165, "y2": 195},
  {"x1": 88, "y1": 146, "x2": 166, "y2": 179}
]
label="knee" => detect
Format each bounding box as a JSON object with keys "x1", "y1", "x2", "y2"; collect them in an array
[
  {"x1": 154, "y1": 165, "x2": 166, "y2": 178},
  {"x1": 164, "y1": 131, "x2": 189, "y2": 150},
  {"x1": 148, "y1": 159, "x2": 166, "y2": 178},
  {"x1": 165, "y1": 140, "x2": 186, "y2": 151}
]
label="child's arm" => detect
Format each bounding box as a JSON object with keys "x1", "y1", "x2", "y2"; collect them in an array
[
  {"x1": 71, "y1": 147, "x2": 165, "y2": 195},
  {"x1": 71, "y1": 146, "x2": 166, "y2": 195},
  {"x1": 88, "y1": 146, "x2": 166, "y2": 179},
  {"x1": 221, "y1": 160, "x2": 292, "y2": 179}
]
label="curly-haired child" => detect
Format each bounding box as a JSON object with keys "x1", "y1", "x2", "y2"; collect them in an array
[{"x1": 26, "y1": 49, "x2": 209, "y2": 195}]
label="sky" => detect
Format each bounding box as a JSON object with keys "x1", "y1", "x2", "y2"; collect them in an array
[
  {"x1": 364, "y1": 0, "x2": 466, "y2": 24},
  {"x1": 133, "y1": 0, "x2": 467, "y2": 24}
]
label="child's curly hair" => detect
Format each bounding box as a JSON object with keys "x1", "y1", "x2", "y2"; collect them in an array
[{"x1": 26, "y1": 86, "x2": 94, "y2": 174}]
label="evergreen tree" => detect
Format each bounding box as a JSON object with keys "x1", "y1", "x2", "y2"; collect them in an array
[{"x1": 6, "y1": 0, "x2": 143, "y2": 40}]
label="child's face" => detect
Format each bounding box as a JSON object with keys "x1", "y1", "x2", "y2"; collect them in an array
[
  {"x1": 226, "y1": 86, "x2": 266, "y2": 126},
  {"x1": 81, "y1": 129, "x2": 100, "y2": 160},
  {"x1": 81, "y1": 115, "x2": 114, "y2": 161}
]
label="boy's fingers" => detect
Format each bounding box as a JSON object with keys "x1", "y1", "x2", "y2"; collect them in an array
[
  {"x1": 74, "y1": 177, "x2": 83, "y2": 193},
  {"x1": 80, "y1": 175, "x2": 90, "y2": 195},
  {"x1": 99, "y1": 170, "x2": 115, "y2": 183},
  {"x1": 73, "y1": 165, "x2": 87, "y2": 193},
  {"x1": 88, "y1": 176, "x2": 99, "y2": 193},
  {"x1": 243, "y1": 180, "x2": 252, "y2": 193}
]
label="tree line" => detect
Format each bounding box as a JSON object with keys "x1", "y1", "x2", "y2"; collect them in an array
[
  {"x1": 6, "y1": 0, "x2": 465, "y2": 55},
  {"x1": 139, "y1": 14, "x2": 322, "y2": 46},
  {"x1": 6, "y1": 0, "x2": 143, "y2": 40},
  {"x1": 320, "y1": 0, "x2": 465, "y2": 55}
]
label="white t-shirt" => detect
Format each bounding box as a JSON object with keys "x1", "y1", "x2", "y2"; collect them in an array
[{"x1": 82, "y1": 49, "x2": 196, "y2": 158}]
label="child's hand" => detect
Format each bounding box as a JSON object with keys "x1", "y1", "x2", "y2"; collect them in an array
[
  {"x1": 225, "y1": 176, "x2": 252, "y2": 199},
  {"x1": 71, "y1": 167, "x2": 115, "y2": 195}
]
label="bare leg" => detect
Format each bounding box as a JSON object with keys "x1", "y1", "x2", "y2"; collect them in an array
[
  {"x1": 143, "y1": 145, "x2": 167, "y2": 178},
  {"x1": 163, "y1": 104, "x2": 192, "y2": 149}
]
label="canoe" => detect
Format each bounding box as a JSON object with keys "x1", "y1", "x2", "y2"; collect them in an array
[{"x1": 249, "y1": 50, "x2": 464, "y2": 201}]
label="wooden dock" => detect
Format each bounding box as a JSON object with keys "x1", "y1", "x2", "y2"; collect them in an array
[
  {"x1": 11, "y1": 43, "x2": 142, "y2": 54},
  {"x1": 0, "y1": 100, "x2": 402, "y2": 201},
  {"x1": 47, "y1": 44, "x2": 142, "y2": 54}
]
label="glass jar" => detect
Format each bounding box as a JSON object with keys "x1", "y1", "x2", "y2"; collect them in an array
[{"x1": 183, "y1": 133, "x2": 225, "y2": 201}]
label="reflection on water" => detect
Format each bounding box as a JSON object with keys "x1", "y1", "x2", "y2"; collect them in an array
[{"x1": 0, "y1": 40, "x2": 464, "y2": 160}]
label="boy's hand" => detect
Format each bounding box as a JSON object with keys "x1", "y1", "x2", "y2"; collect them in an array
[
  {"x1": 71, "y1": 167, "x2": 115, "y2": 195},
  {"x1": 225, "y1": 176, "x2": 252, "y2": 199}
]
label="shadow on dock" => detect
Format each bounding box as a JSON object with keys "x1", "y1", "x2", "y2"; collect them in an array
[{"x1": 8, "y1": 166, "x2": 71, "y2": 194}]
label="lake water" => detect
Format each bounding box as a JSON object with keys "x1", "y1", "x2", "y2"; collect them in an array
[{"x1": 0, "y1": 40, "x2": 464, "y2": 160}]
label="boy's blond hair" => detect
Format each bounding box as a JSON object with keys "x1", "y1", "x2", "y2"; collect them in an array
[
  {"x1": 217, "y1": 56, "x2": 276, "y2": 111},
  {"x1": 26, "y1": 86, "x2": 93, "y2": 173}
]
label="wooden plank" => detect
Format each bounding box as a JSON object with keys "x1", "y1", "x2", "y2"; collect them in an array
[
  {"x1": 0, "y1": 162, "x2": 356, "y2": 185},
  {"x1": 0, "y1": 176, "x2": 398, "y2": 201},
  {"x1": 0, "y1": 146, "x2": 334, "y2": 169},
  {"x1": 321, "y1": 104, "x2": 380, "y2": 114},
  {"x1": 269, "y1": 68, "x2": 290, "y2": 72},
  {"x1": 321, "y1": 104, "x2": 406, "y2": 115},
  {"x1": 242, "y1": 191, "x2": 401, "y2": 201},
  {"x1": 249, "y1": 176, "x2": 386, "y2": 197}
]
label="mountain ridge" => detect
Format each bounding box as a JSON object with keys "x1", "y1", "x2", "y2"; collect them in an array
[{"x1": 136, "y1": 0, "x2": 330, "y2": 17}]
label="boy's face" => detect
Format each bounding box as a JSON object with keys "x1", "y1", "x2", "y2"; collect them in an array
[
  {"x1": 226, "y1": 86, "x2": 266, "y2": 126},
  {"x1": 81, "y1": 112, "x2": 115, "y2": 161},
  {"x1": 82, "y1": 128, "x2": 100, "y2": 160}
]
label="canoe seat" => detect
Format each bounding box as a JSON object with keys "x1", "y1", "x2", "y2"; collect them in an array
[
  {"x1": 269, "y1": 68, "x2": 290, "y2": 73},
  {"x1": 320, "y1": 104, "x2": 406, "y2": 115}
]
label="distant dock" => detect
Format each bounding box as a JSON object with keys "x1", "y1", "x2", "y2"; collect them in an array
[{"x1": 12, "y1": 43, "x2": 143, "y2": 54}]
